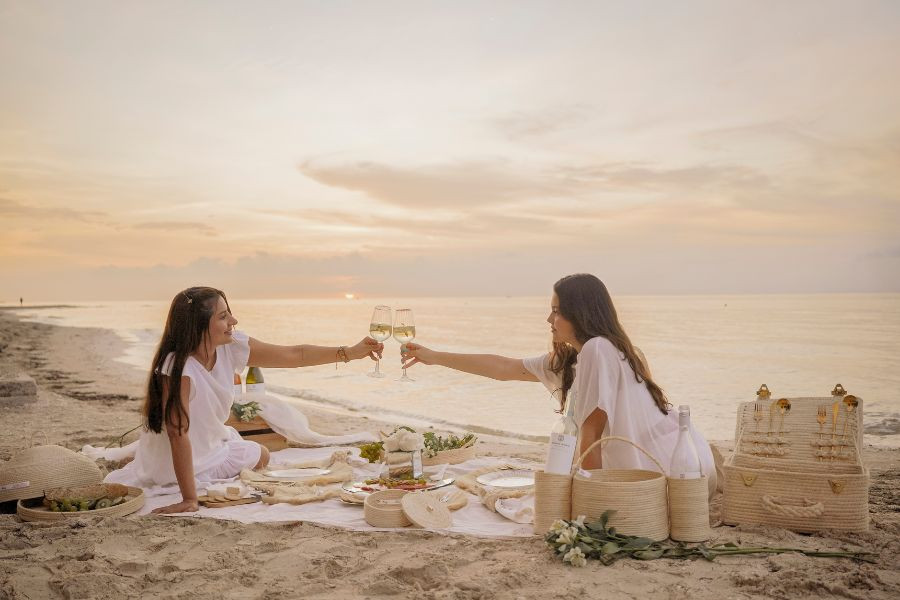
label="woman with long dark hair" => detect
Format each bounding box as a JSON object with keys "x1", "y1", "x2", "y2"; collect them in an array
[
  {"x1": 106, "y1": 286, "x2": 383, "y2": 514},
  {"x1": 402, "y1": 274, "x2": 716, "y2": 495}
]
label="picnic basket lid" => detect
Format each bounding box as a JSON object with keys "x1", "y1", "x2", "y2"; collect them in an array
[
  {"x1": 401, "y1": 491, "x2": 452, "y2": 529},
  {"x1": 0, "y1": 444, "x2": 102, "y2": 503},
  {"x1": 17, "y1": 486, "x2": 144, "y2": 521}
]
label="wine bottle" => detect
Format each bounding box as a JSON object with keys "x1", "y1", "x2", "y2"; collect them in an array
[
  {"x1": 545, "y1": 389, "x2": 579, "y2": 475},
  {"x1": 233, "y1": 371, "x2": 243, "y2": 400},
  {"x1": 669, "y1": 405, "x2": 702, "y2": 479},
  {"x1": 245, "y1": 366, "x2": 265, "y2": 395}
]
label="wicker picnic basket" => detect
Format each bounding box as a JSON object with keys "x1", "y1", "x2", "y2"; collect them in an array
[
  {"x1": 723, "y1": 385, "x2": 868, "y2": 533},
  {"x1": 364, "y1": 489, "x2": 411, "y2": 528},
  {"x1": 422, "y1": 445, "x2": 476, "y2": 466},
  {"x1": 571, "y1": 436, "x2": 669, "y2": 541},
  {"x1": 533, "y1": 470, "x2": 572, "y2": 535}
]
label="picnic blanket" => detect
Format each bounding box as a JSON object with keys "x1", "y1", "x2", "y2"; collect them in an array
[{"x1": 136, "y1": 446, "x2": 539, "y2": 538}]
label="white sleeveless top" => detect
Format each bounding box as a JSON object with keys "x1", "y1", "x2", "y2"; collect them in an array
[
  {"x1": 106, "y1": 331, "x2": 251, "y2": 489},
  {"x1": 523, "y1": 336, "x2": 716, "y2": 494}
]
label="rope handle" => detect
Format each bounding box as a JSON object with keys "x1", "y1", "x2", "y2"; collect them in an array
[
  {"x1": 28, "y1": 431, "x2": 49, "y2": 447},
  {"x1": 574, "y1": 435, "x2": 666, "y2": 474},
  {"x1": 761, "y1": 495, "x2": 825, "y2": 518}
]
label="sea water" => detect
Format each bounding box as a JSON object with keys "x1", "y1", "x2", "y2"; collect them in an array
[{"x1": 11, "y1": 294, "x2": 900, "y2": 446}]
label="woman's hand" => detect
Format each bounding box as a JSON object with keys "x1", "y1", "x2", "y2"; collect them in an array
[
  {"x1": 348, "y1": 336, "x2": 384, "y2": 361},
  {"x1": 151, "y1": 498, "x2": 199, "y2": 514},
  {"x1": 400, "y1": 342, "x2": 438, "y2": 369}
]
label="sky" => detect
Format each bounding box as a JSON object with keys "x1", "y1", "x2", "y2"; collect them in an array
[{"x1": 1, "y1": 0, "x2": 899, "y2": 301}]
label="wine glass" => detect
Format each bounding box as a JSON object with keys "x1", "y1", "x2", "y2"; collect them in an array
[
  {"x1": 393, "y1": 308, "x2": 416, "y2": 382},
  {"x1": 367, "y1": 305, "x2": 392, "y2": 378}
]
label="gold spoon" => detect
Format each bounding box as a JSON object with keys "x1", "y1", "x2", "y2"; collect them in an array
[{"x1": 839, "y1": 395, "x2": 859, "y2": 458}]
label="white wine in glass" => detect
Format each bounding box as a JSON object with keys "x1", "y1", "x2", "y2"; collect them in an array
[
  {"x1": 367, "y1": 305, "x2": 392, "y2": 378},
  {"x1": 393, "y1": 308, "x2": 416, "y2": 382}
]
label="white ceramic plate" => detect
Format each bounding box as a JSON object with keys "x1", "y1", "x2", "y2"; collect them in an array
[
  {"x1": 341, "y1": 478, "x2": 455, "y2": 494},
  {"x1": 264, "y1": 468, "x2": 331, "y2": 480},
  {"x1": 475, "y1": 469, "x2": 535, "y2": 491}
]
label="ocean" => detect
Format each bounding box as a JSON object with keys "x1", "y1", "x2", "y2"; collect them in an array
[{"x1": 10, "y1": 294, "x2": 900, "y2": 447}]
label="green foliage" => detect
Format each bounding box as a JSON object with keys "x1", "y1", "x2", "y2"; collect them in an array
[
  {"x1": 421, "y1": 431, "x2": 477, "y2": 458},
  {"x1": 545, "y1": 511, "x2": 876, "y2": 567},
  {"x1": 359, "y1": 441, "x2": 384, "y2": 463}
]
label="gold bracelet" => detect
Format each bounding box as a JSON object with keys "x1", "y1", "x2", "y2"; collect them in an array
[{"x1": 336, "y1": 346, "x2": 349, "y2": 364}]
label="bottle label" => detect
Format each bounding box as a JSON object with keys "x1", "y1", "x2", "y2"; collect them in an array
[
  {"x1": 245, "y1": 383, "x2": 266, "y2": 395},
  {"x1": 545, "y1": 434, "x2": 577, "y2": 475},
  {"x1": 233, "y1": 385, "x2": 243, "y2": 400}
]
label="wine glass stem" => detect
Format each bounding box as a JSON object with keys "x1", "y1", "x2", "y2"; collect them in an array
[{"x1": 375, "y1": 358, "x2": 380, "y2": 375}]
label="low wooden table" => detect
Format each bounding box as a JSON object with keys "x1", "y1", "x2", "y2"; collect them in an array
[{"x1": 225, "y1": 415, "x2": 289, "y2": 451}]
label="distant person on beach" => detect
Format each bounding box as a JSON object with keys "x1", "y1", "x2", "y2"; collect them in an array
[
  {"x1": 402, "y1": 273, "x2": 717, "y2": 496},
  {"x1": 105, "y1": 286, "x2": 384, "y2": 514},
  {"x1": 19, "y1": 297, "x2": 22, "y2": 306}
]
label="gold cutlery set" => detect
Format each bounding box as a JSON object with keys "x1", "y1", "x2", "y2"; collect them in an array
[
  {"x1": 743, "y1": 385, "x2": 793, "y2": 457},
  {"x1": 813, "y1": 384, "x2": 859, "y2": 462}
]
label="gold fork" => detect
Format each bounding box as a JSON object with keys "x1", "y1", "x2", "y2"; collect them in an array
[{"x1": 752, "y1": 402, "x2": 763, "y2": 452}]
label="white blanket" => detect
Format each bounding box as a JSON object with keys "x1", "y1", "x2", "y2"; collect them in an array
[{"x1": 138, "y1": 448, "x2": 538, "y2": 538}]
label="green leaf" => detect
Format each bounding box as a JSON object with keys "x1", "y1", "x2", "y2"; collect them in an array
[
  {"x1": 600, "y1": 510, "x2": 617, "y2": 528},
  {"x1": 601, "y1": 542, "x2": 620, "y2": 555},
  {"x1": 633, "y1": 549, "x2": 664, "y2": 560},
  {"x1": 623, "y1": 537, "x2": 654, "y2": 550}
]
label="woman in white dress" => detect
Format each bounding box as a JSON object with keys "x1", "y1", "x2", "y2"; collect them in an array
[
  {"x1": 106, "y1": 286, "x2": 383, "y2": 514},
  {"x1": 402, "y1": 273, "x2": 717, "y2": 496}
]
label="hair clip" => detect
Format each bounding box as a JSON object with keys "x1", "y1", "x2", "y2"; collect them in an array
[{"x1": 182, "y1": 291, "x2": 193, "y2": 304}]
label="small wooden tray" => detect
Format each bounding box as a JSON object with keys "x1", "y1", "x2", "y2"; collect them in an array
[{"x1": 197, "y1": 495, "x2": 261, "y2": 508}]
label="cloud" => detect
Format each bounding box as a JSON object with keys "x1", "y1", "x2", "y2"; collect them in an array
[
  {"x1": 132, "y1": 221, "x2": 218, "y2": 236},
  {"x1": 0, "y1": 197, "x2": 105, "y2": 222},
  {"x1": 491, "y1": 105, "x2": 593, "y2": 140},
  {"x1": 299, "y1": 160, "x2": 554, "y2": 209}
]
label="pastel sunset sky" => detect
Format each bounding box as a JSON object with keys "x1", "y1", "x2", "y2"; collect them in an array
[{"x1": 1, "y1": 0, "x2": 899, "y2": 300}]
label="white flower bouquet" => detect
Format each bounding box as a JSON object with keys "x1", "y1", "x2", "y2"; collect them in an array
[{"x1": 546, "y1": 511, "x2": 874, "y2": 567}]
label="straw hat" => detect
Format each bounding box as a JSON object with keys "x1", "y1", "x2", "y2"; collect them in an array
[{"x1": 0, "y1": 444, "x2": 103, "y2": 503}]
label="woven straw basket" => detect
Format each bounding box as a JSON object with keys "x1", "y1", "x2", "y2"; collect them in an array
[
  {"x1": 0, "y1": 444, "x2": 102, "y2": 503},
  {"x1": 533, "y1": 470, "x2": 572, "y2": 535},
  {"x1": 668, "y1": 476, "x2": 711, "y2": 542},
  {"x1": 723, "y1": 394, "x2": 869, "y2": 533},
  {"x1": 571, "y1": 436, "x2": 669, "y2": 541},
  {"x1": 17, "y1": 486, "x2": 145, "y2": 521},
  {"x1": 364, "y1": 489, "x2": 411, "y2": 528},
  {"x1": 422, "y1": 445, "x2": 476, "y2": 466}
]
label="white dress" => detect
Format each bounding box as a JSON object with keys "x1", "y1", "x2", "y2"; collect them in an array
[
  {"x1": 524, "y1": 336, "x2": 717, "y2": 496},
  {"x1": 106, "y1": 331, "x2": 261, "y2": 490}
]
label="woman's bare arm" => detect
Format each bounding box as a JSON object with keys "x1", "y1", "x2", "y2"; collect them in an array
[
  {"x1": 248, "y1": 336, "x2": 383, "y2": 368},
  {"x1": 401, "y1": 342, "x2": 539, "y2": 382},
  {"x1": 578, "y1": 408, "x2": 608, "y2": 470},
  {"x1": 152, "y1": 376, "x2": 199, "y2": 514}
]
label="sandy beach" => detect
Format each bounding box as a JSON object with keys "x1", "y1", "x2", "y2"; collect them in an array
[{"x1": 1, "y1": 307, "x2": 898, "y2": 600}]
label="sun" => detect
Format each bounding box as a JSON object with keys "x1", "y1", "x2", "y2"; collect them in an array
[{"x1": 344, "y1": 293, "x2": 355, "y2": 300}]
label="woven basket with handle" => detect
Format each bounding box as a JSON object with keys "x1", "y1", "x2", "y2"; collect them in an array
[
  {"x1": 723, "y1": 388, "x2": 868, "y2": 533},
  {"x1": 571, "y1": 436, "x2": 669, "y2": 541}
]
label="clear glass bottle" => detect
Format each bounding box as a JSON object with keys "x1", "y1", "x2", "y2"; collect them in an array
[
  {"x1": 669, "y1": 405, "x2": 702, "y2": 479},
  {"x1": 545, "y1": 389, "x2": 579, "y2": 475},
  {"x1": 245, "y1": 367, "x2": 265, "y2": 395}
]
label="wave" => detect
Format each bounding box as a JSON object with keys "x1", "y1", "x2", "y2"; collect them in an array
[{"x1": 864, "y1": 414, "x2": 900, "y2": 436}]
